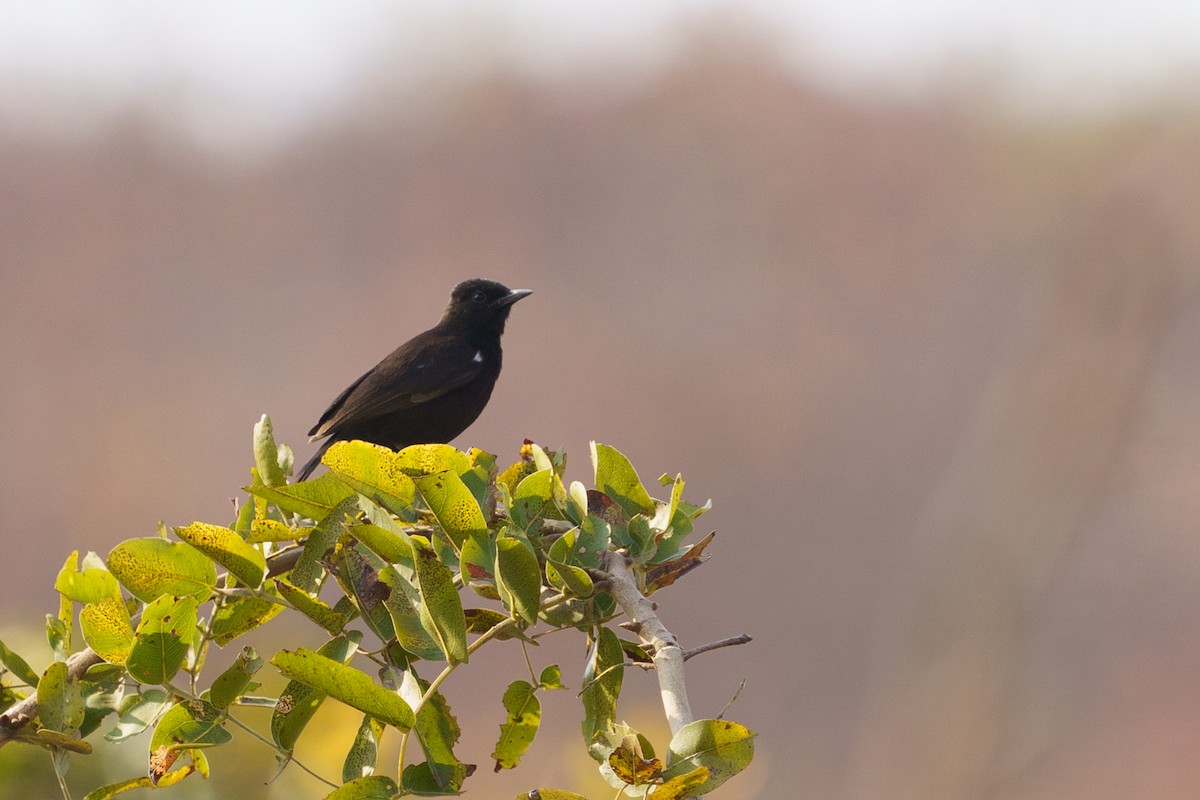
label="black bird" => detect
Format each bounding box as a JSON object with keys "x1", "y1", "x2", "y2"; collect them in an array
[{"x1": 296, "y1": 279, "x2": 531, "y2": 480}]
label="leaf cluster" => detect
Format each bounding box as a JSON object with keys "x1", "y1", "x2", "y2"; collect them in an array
[{"x1": 0, "y1": 415, "x2": 753, "y2": 798}]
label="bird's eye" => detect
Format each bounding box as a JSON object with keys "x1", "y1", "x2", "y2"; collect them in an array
[{"x1": 471, "y1": 290, "x2": 487, "y2": 304}]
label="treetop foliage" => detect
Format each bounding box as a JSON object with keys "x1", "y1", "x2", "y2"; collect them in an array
[{"x1": 0, "y1": 415, "x2": 754, "y2": 799}]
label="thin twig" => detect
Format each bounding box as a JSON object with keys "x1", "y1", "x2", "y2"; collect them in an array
[
  {"x1": 717, "y1": 679, "x2": 747, "y2": 721},
  {"x1": 682, "y1": 634, "x2": 752, "y2": 662}
]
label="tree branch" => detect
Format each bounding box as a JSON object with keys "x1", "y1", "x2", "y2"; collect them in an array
[
  {"x1": 0, "y1": 647, "x2": 104, "y2": 748},
  {"x1": 603, "y1": 551, "x2": 693, "y2": 736}
]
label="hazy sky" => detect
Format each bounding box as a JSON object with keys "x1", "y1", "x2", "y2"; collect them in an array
[{"x1": 2, "y1": 1, "x2": 1197, "y2": 150}]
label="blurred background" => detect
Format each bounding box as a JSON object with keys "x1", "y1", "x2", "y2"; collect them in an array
[{"x1": 3, "y1": 2, "x2": 1200, "y2": 797}]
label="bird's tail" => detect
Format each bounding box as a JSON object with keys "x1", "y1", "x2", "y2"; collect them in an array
[{"x1": 296, "y1": 438, "x2": 333, "y2": 481}]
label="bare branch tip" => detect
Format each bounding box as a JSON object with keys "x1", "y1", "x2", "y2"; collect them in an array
[{"x1": 682, "y1": 634, "x2": 754, "y2": 662}]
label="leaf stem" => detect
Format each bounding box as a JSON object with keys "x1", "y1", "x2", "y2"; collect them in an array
[
  {"x1": 519, "y1": 640, "x2": 538, "y2": 685},
  {"x1": 52, "y1": 755, "x2": 74, "y2": 800}
]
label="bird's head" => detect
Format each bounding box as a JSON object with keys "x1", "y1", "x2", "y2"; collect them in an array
[{"x1": 442, "y1": 279, "x2": 532, "y2": 334}]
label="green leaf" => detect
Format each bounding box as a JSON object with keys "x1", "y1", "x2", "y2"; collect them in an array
[
  {"x1": 662, "y1": 719, "x2": 757, "y2": 794},
  {"x1": 275, "y1": 579, "x2": 351, "y2": 634},
  {"x1": 105, "y1": 689, "x2": 172, "y2": 743},
  {"x1": 270, "y1": 632, "x2": 361, "y2": 751},
  {"x1": 247, "y1": 472, "x2": 355, "y2": 520},
  {"x1": 55, "y1": 550, "x2": 121, "y2": 604},
  {"x1": 106, "y1": 538, "x2": 216, "y2": 603},
  {"x1": 84, "y1": 756, "x2": 202, "y2": 799},
  {"x1": 253, "y1": 414, "x2": 288, "y2": 488},
  {"x1": 322, "y1": 440, "x2": 419, "y2": 516},
  {"x1": 149, "y1": 699, "x2": 231, "y2": 751},
  {"x1": 350, "y1": 523, "x2": 415, "y2": 565},
  {"x1": 37, "y1": 661, "x2": 84, "y2": 734},
  {"x1": 56, "y1": 616, "x2": 76, "y2": 673},
  {"x1": 459, "y1": 470, "x2": 490, "y2": 513},
  {"x1": 0, "y1": 683, "x2": 21, "y2": 712},
  {"x1": 148, "y1": 699, "x2": 231, "y2": 783},
  {"x1": 574, "y1": 515, "x2": 613, "y2": 569},
  {"x1": 411, "y1": 541, "x2": 468, "y2": 664},
  {"x1": 414, "y1": 470, "x2": 488, "y2": 548},
  {"x1": 510, "y1": 468, "x2": 555, "y2": 531},
  {"x1": 271, "y1": 647, "x2": 414, "y2": 730},
  {"x1": 79, "y1": 597, "x2": 135, "y2": 666},
  {"x1": 342, "y1": 714, "x2": 385, "y2": 783},
  {"x1": 126, "y1": 595, "x2": 199, "y2": 685},
  {"x1": 663, "y1": 472, "x2": 685, "y2": 526},
  {"x1": 46, "y1": 615, "x2": 69, "y2": 662},
  {"x1": 468, "y1": 446, "x2": 497, "y2": 474},
  {"x1": 246, "y1": 518, "x2": 309, "y2": 543},
  {"x1": 174, "y1": 522, "x2": 266, "y2": 588},
  {"x1": 544, "y1": 557, "x2": 593, "y2": 597},
  {"x1": 336, "y1": 547, "x2": 396, "y2": 643},
  {"x1": 546, "y1": 516, "x2": 608, "y2": 598},
  {"x1": 647, "y1": 473, "x2": 697, "y2": 562},
  {"x1": 321, "y1": 775, "x2": 399, "y2": 800},
  {"x1": 234, "y1": 481, "x2": 258, "y2": 538},
  {"x1": 78, "y1": 667, "x2": 125, "y2": 738},
  {"x1": 492, "y1": 680, "x2": 541, "y2": 771},
  {"x1": 626, "y1": 514, "x2": 656, "y2": 561},
  {"x1": 545, "y1": 530, "x2": 595, "y2": 597},
  {"x1": 0, "y1": 637, "x2": 42, "y2": 687},
  {"x1": 393, "y1": 444, "x2": 474, "y2": 477},
  {"x1": 497, "y1": 453, "x2": 537, "y2": 496},
  {"x1": 460, "y1": 531, "x2": 496, "y2": 587},
  {"x1": 209, "y1": 646, "x2": 263, "y2": 709},
  {"x1": 591, "y1": 442, "x2": 655, "y2": 517},
  {"x1": 652, "y1": 765, "x2": 711, "y2": 799},
  {"x1": 581, "y1": 626, "x2": 624, "y2": 752},
  {"x1": 515, "y1": 792, "x2": 589, "y2": 800},
  {"x1": 209, "y1": 589, "x2": 285, "y2": 646},
  {"x1": 538, "y1": 665, "x2": 565, "y2": 690},
  {"x1": 290, "y1": 495, "x2": 359, "y2": 593},
  {"x1": 377, "y1": 567, "x2": 444, "y2": 661},
  {"x1": 538, "y1": 595, "x2": 589, "y2": 630},
  {"x1": 494, "y1": 536, "x2": 541, "y2": 625},
  {"x1": 399, "y1": 761, "x2": 467, "y2": 794},
  {"x1": 414, "y1": 686, "x2": 469, "y2": 790},
  {"x1": 23, "y1": 728, "x2": 93, "y2": 754},
  {"x1": 87, "y1": 777, "x2": 153, "y2": 800},
  {"x1": 463, "y1": 607, "x2": 510, "y2": 635},
  {"x1": 654, "y1": 495, "x2": 711, "y2": 564}
]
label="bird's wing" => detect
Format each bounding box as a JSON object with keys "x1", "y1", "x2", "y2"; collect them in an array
[{"x1": 308, "y1": 330, "x2": 485, "y2": 440}]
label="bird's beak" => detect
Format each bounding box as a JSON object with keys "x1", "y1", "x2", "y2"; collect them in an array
[{"x1": 496, "y1": 289, "x2": 533, "y2": 307}]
